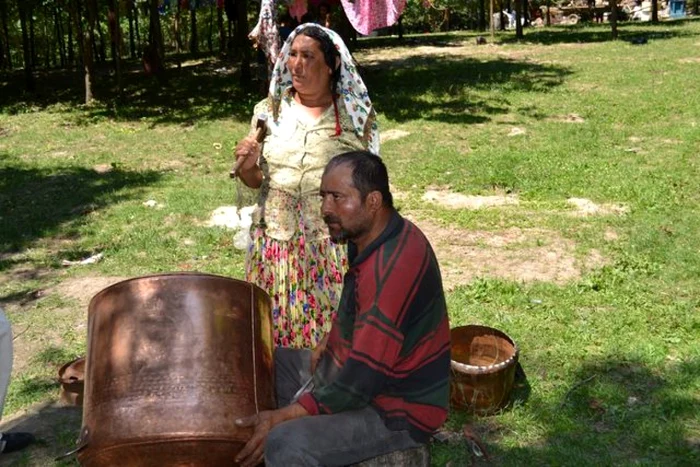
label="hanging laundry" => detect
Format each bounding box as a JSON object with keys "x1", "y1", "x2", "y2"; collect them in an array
[
  {"x1": 249, "y1": 0, "x2": 281, "y2": 74},
  {"x1": 340, "y1": 0, "x2": 407, "y2": 36},
  {"x1": 288, "y1": 0, "x2": 308, "y2": 22}
]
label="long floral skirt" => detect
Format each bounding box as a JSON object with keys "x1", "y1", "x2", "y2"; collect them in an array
[{"x1": 246, "y1": 227, "x2": 347, "y2": 349}]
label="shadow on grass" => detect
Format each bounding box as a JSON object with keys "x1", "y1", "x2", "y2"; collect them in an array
[
  {"x1": 0, "y1": 163, "x2": 162, "y2": 259},
  {"x1": 362, "y1": 55, "x2": 571, "y2": 124},
  {"x1": 0, "y1": 400, "x2": 82, "y2": 466},
  {"x1": 500, "y1": 20, "x2": 699, "y2": 45},
  {"x1": 0, "y1": 58, "x2": 261, "y2": 125},
  {"x1": 434, "y1": 357, "x2": 700, "y2": 465}
]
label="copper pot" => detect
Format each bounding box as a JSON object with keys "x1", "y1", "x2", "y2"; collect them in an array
[
  {"x1": 450, "y1": 325, "x2": 519, "y2": 415},
  {"x1": 77, "y1": 273, "x2": 275, "y2": 466}
]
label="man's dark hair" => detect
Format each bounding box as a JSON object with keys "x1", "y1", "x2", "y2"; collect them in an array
[
  {"x1": 299, "y1": 26, "x2": 341, "y2": 93},
  {"x1": 325, "y1": 151, "x2": 394, "y2": 208}
]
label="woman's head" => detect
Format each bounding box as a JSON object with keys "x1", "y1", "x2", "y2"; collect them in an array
[{"x1": 288, "y1": 25, "x2": 340, "y2": 96}]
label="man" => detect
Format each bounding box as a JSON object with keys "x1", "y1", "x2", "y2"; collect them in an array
[
  {"x1": 1, "y1": 308, "x2": 35, "y2": 454},
  {"x1": 235, "y1": 151, "x2": 451, "y2": 466}
]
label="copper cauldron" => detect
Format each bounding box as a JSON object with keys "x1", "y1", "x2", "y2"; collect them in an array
[{"x1": 77, "y1": 273, "x2": 275, "y2": 466}]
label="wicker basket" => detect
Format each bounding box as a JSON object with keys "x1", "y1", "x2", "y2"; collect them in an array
[
  {"x1": 450, "y1": 325, "x2": 519, "y2": 415},
  {"x1": 58, "y1": 357, "x2": 85, "y2": 406}
]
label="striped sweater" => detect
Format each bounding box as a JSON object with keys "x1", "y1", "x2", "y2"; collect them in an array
[{"x1": 297, "y1": 211, "x2": 451, "y2": 442}]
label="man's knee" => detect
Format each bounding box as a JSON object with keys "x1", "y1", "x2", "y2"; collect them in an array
[{"x1": 264, "y1": 420, "x2": 314, "y2": 466}]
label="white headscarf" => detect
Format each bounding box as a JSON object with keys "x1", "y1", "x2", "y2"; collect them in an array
[{"x1": 268, "y1": 23, "x2": 380, "y2": 155}]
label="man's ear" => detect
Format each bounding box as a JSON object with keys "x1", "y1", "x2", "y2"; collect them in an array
[
  {"x1": 367, "y1": 191, "x2": 383, "y2": 213},
  {"x1": 335, "y1": 56, "x2": 341, "y2": 72}
]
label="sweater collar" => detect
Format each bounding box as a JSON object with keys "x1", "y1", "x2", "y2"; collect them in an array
[{"x1": 348, "y1": 210, "x2": 404, "y2": 268}]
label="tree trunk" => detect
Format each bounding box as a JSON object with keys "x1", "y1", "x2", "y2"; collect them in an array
[
  {"x1": 45, "y1": 6, "x2": 52, "y2": 68},
  {"x1": 479, "y1": 0, "x2": 486, "y2": 31},
  {"x1": 107, "y1": 0, "x2": 122, "y2": 97},
  {"x1": 149, "y1": 0, "x2": 164, "y2": 59},
  {"x1": 398, "y1": 15, "x2": 404, "y2": 41},
  {"x1": 0, "y1": 0, "x2": 6, "y2": 69},
  {"x1": 546, "y1": 0, "x2": 551, "y2": 26},
  {"x1": 515, "y1": 0, "x2": 523, "y2": 39},
  {"x1": 134, "y1": 1, "x2": 141, "y2": 54},
  {"x1": 190, "y1": 2, "x2": 199, "y2": 54},
  {"x1": 524, "y1": 0, "x2": 530, "y2": 26},
  {"x1": 174, "y1": 1, "x2": 183, "y2": 56},
  {"x1": 217, "y1": 2, "x2": 225, "y2": 54},
  {"x1": 19, "y1": 1, "x2": 35, "y2": 91},
  {"x1": 55, "y1": 6, "x2": 67, "y2": 67},
  {"x1": 651, "y1": 0, "x2": 659, "y2": 22},
  {"x1": 29, "y1": 4, "x2": 37, "y2": 67},
  {"x1": 490, "y1": 0, "x2": 495, "y2": 39},
  {"x1": 695, "y1": 0, "x2": 699, "y2": 16},
  {"x1": 499, "y1": 0, "x2": 506, "y2": 31},
  {"x1": 67, "y1": 5, "x2": 75, "y2": 66},
  {"x1": 84, "y1": 0, "x2": 98, "y2": 103},
  {"x1": 610, "y1": 0, "x2": 618, "y2": 40},
  {"x1": 95, "y1": 5, "x2": 107, "y2": 63},
  {"x1": 208, "y1": 0, "x2": 213, "y2": 53},
  {"x1": 235, "y1": 0, "x2": 250, "y2": 87},
  {"x1": 127, "y1": 0, "x2": 135, "y2": 58}
]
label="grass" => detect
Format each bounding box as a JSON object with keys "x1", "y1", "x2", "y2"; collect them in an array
[{"x1": 1, "y1": 19, "x2": 700, "y2": 465}]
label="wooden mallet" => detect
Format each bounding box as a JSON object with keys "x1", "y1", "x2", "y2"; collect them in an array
[{"x1": 230, "y1": 114, "x2": 268, "y2": 179}]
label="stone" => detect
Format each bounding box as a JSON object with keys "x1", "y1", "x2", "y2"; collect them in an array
[{"x1": 352, "y1": 445, "x2": 430, "y2": 467}]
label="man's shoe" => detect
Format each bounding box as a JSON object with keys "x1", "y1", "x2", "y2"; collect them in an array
[{"x1": 0, "y1": 432, "x2": 35, "y2": 454}]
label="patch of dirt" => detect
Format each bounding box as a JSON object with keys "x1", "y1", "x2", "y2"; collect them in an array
[
  {"x1": 567, "y1": 198, "x2": 629, "y2": 217},
  {"x1": 93, "y1": 163, "x2": 113, "y2": 174},
  {"x1": 551, "y1": 113, "x2": 585, "y2": 123},
  {"x1": 380, "y1": 129, "x2": 411, "y2": 143},
  {"x1": 508, "y1": 127, "x2": 527, "y2": 137},
  {"x1": 679, "y1": 57, "x2": 700, "y2": 64},
  {"x1": 422, "y1": 188, "x2": 519, "y2": 210},
  {"x1": 406, "y1": 216, "x2": 606, "y2": 290},
  {"x1": 52, "y1": 276, "x2": 129, "y2": 308}
]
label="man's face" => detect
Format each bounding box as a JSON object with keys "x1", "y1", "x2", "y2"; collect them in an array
[{"x1": 320, "y1": 164, "x2": 371, "y2": 243}]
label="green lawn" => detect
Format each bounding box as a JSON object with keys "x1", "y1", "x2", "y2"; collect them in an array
[{"x1": 1, "y1": 20, "x2": 699, "y2": 466}]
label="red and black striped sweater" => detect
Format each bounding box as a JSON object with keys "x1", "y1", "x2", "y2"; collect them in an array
[{"x1": 298, "y1": 211, "x2": 451, "y2": 443}]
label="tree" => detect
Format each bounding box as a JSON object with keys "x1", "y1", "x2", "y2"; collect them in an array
[
  {"x1": 0, "y1": 0, "x2": 9, "y2": 69},
  {"x1": 107, "y1": 0, "x2": 122, "y2": 96},
  {"x1": 610, "y1": 0, "x2": 618, "y2": 40},
  {"x1": 83, "y1": 0, "x2": 98, "y2": 103},
  {"x1": 651, "y1": 0, "x2": 658, "y2": 22},
  {"x1": 18, "y1": 0, "x2": 35, "y2": 91},
  {"x1": 479, "y1": 0, "x2": 486, "y2": 31},
  {"x1": 190, "y1": 0, "x2": 199, "y2": 54},
  {"x1": 515, "y1": 0, "x2": 523, "y2": 39},
  {"x1": 234, "y1": 0, "x2": 249, "y2": 87}
]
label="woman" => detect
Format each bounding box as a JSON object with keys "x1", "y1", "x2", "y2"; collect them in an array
[{"x1": 235, "y1": 24, "x2": 379, "y2": 349}]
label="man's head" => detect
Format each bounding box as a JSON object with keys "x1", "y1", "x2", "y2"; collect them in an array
[{"x1": 320, "y1": 151, "x2": 394, "y2": 245}]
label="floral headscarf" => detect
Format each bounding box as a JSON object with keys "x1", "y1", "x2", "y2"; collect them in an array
[{"x1": 269, "y1": 23, "x2": 380, "y2": 155}]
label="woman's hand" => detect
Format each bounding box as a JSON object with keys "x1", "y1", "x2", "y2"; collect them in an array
[
  {"x1": 234, "y1": 136, "x2": 261, "y2": 173},
  {"x1": 234, "y1": 136, "x2": 263, "y2": 188}
]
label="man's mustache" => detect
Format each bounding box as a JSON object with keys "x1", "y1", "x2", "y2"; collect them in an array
[{"x1": 323, "y1": 215, "x2": 341, "y2": 225}]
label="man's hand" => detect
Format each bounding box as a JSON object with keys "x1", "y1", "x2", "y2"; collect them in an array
[
  {"x1": 234, "y1": 403, "x2": 309, "y2": 467},
  {"x1": 234, "y1": 410, "x2": 276, "y2": 467},
  {"x1": 310, "y1": 333, "x2": 329, "y2": 374}
]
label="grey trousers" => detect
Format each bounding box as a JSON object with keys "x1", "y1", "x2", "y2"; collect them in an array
[{"x1": 266, "y1": 348, "x2": 420, "y2": 467}]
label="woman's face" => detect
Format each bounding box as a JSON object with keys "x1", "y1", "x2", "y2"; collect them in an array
[{"x1": 288, "y1": 34, "x2": 333, "y2": 97}]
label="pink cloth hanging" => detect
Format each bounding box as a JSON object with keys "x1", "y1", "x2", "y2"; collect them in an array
[
  {"x1": 340, "y1": 0, "x2": 407, "y2": 36},
  {"x1": 288, "y1": 0, "x2": 308, "y2": 21}
]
